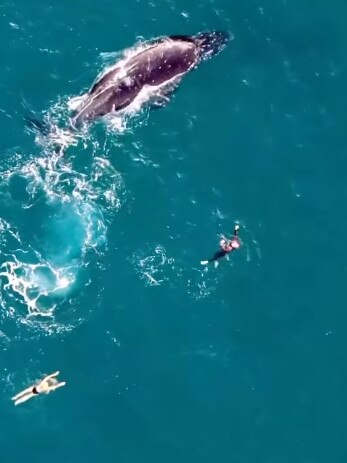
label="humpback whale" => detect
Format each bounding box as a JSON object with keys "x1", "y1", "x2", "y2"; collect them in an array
[{"x1": 69, "y1": 31, "x2": 232, "y2": 127}]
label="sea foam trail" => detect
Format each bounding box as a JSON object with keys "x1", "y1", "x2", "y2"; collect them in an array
[{"x1": 0, "y1": 43, "x2": 154, "y2": 329}]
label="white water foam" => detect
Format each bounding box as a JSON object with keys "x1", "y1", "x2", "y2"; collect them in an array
[
  {"x1": 0, "y1": 40, "x2": 172, "y2": 331},
  {"x1": 132, "y1": 245, "x2": 174, "y2": 287},
  {"x1": 0, "y1": 145, "x2": 122, "y2": 328},
  {"x1": 131, "y1": 243, "x2": 221, "y2": 299}
]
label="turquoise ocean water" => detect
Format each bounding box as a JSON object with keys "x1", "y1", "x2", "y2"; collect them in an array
[{"x1": 0, "y1": 0, "x2": 346, "y2": 462}]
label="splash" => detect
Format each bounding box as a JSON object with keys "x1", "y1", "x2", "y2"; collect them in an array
[
  {"x1": 0, "y1": 143, "x2": 122, "y2": 327},
  {"x1": 131, "y1": 242, "x2": 221, "y2": 300},
  {"x1": 130, "y1": 222, "x2": 262, "y2": 300},
  {"x1": 132, "y1": 245, "x2": 175, "y2": 287},
  {"x1": 0, "y1": 254, "x2": 75, "y2": 318}
]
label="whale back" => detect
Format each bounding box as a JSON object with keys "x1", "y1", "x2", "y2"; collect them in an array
[
  {"x1": 90, "y1": 39, "x2": 198, "y2": 95},
  {"x1": 72, "y1": 39, "x2": 199, "y2": 126},
  {"x1": 71, "y1": 32, "x2": 230, "y2": 126},
  {"x1": 124, "y1": 39, "x2": 199, "y2": 86}
]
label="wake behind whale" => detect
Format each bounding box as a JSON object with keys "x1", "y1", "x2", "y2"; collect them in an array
[{"x1": 28, "y1": 31, "x2": 232, "y2": 140}]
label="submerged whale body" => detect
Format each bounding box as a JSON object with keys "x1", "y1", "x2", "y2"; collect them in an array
[{"x1": 70, "y1": 31, "x2": 232, "y2": 127}]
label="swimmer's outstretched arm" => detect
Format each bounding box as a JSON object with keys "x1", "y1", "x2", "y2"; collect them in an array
[
  {"x1": 49, "y1": 381, "x2": 66, "y2": 392},
  {"x1": 45, "y1": 371, "x2": 60, "y2": 380},
  {"x1": 41, "y1": 385, "x2": 63, "y2": 396}
]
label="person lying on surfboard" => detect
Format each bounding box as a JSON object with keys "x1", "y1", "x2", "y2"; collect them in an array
[{"x1": 201, "y1": 224, "x2": 240, "y2": 267}]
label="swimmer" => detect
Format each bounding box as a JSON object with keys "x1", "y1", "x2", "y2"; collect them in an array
[
  {"x1": 11, "y1": 371, "x2": 66, "y2": 406},
  {"x1": 201, "y1": 224, "x2": 240, "y2": 267}
]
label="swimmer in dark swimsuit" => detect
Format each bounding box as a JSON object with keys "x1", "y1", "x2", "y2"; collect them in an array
[
  {"x1": 11, "y1": 371, "x2": 66, "y2": 406},
  {"x1": 201, "y1": 224, "x2": 241, "y2": 267}
]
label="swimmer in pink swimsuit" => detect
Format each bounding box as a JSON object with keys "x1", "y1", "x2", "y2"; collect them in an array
[{"x1": 201, "y1": 224, "x2": 240, "y2": 266}]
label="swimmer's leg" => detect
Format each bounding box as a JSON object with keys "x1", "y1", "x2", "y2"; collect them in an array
[
  {"x1": 201, "y1": 250, "x2": 227, "y2": 266},
  {"x1": 11, "y1": 386, "x2": 34, "y2": 401},
  {"x1": 13, "y1": 392, "x2": 36, "y2": 406}
]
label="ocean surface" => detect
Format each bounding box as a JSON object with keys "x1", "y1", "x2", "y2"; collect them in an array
[{"x1": 0, "y1": 0, "x2": 346, "y2": 462}]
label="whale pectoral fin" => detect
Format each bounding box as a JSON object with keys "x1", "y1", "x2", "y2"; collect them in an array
[
  {"x1": 67, "y1": 94, "x2": 89, "y2": 112},
  {"x1": 149, "y1": 83, "x2": 180, "y2": 110},
  {"x1": 149, "y1": 94, "x2": 171, "y2": 109}
]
